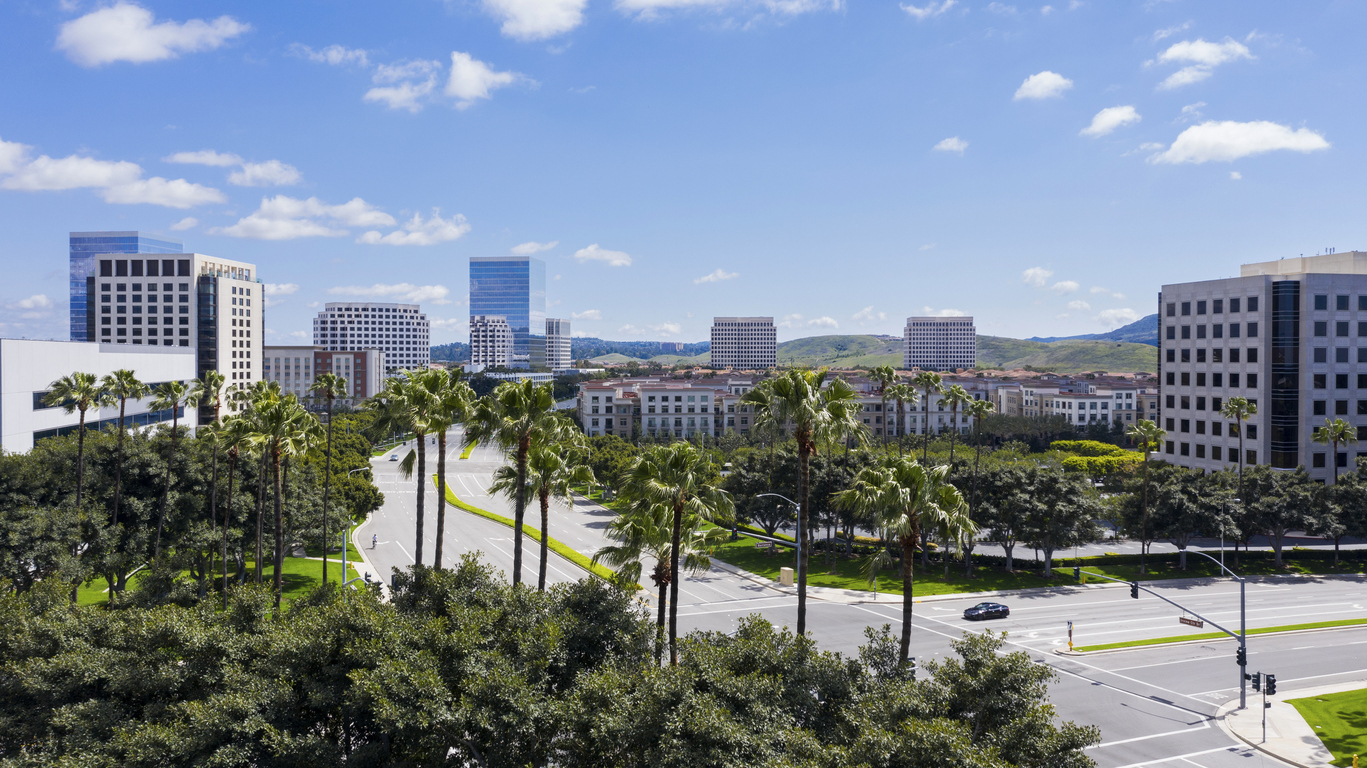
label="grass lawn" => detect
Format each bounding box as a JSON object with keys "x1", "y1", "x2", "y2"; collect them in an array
[
  {"x1": 77, "y1": 556, "x2": 361, "y2": 607},
  {"x1": 302, "y1": 519, "x2": 364, "y2": 562},
  {"x1": 1074, "y1": 617, "x2": 1367, "y2": 652},
  {"x1": 1288, "y1": 687, "x2": 1367, "y2": 767},
  {"x1": 459, "y1": 442, "x2": 476, "y2": 459},
  {"x1": 1078, "y1": 557, "x2": 1366, "y2": 584}
]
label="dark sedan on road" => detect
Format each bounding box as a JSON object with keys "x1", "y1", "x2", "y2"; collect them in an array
[{"x1": 963, "y1": 602, "x2": 1009, "y2": 621}]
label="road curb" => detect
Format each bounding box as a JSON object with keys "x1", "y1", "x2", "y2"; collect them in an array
[
  {"x1": 1061, "y1": 622, "x2": 1367, "y2": 656},
  {"x1": 1213, "y1": 679, "x2": 1367, "y2": 768}
]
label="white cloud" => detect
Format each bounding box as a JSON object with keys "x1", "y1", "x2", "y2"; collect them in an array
[
  {"x1": 1155, "y1": 38, "x2": 1253, "y2": 90},
  {"x1": 57, "y1": 2, "x2": 249, "y2": 67},
  {"x1": 8, "y1": 294, "x2": 54, "y2": 320},
  {"x1": 694, "y1": 268, "x2": 738, "y2": 284},
  {"x1": 446, "y1": 52, "x2": 523, "y2": 109},
  {"x1": 1098, "y1": 308, "x2": 1140, "y2": 326},
  {"x1": 572, "y1": 309, "x2": 602, "y2": 320},
  {"x1": 100, "y1": 177, "x2": 224, "y2": 208},
  {"x1": 328, "y1": 283, "x2": 451, "y2": 305},
  {"x1": 1080, "y1": 105, "x2": 1141, "y2": 137},
  {"x1": 1040, "y1": 4, "x2": 1053, "y2": 14},
  {"x1": 512, "y1": 240, "x2": 558, "y2": 254},
  {"x1": 364, "y1": 78, "x2": 438, "y2": 113},
  {"x1": 776, "y1": 313, "x2": 841, "y2": 329},
  {"x1": 808, "y1": 316, "x2": 839, "y2": 329},
  {"x1": 165, "y1": 149, "x2": 242, "y2": 167},
  {"x1": 1088, "y1": 286, "x2": 1125, "y2": 299},
  {"x1": 1230, "y1": 171, "x2": 1242, "y2": 180},
  {"x1": 483, "y1": 0, "x2": 587, "y2": 40},
  {"x1": 0, "y1": 142, "x2": 223, "y2": 209},
  {"x1": 650, "y1": 322, "x2": 682, "y2": 337},
  {"x1": 987, "y1": 2, "x2": 1016, "y2": 14},
  {"x1": 263, "y1": 283, "x2": 299, "y2": 296},
  {"x1": 852, "y1": 306, "x2": 886, "y2": 324},
  {"x1": 574, "y1": 243, "x2": 633, "y2": 267},
  {"x1": 615, "y1": 0, "x2": 842, "y2": 21},
  {"x1": 919, "y1": 243, "x2": 936, "y2": 251},
  {"x1": 1067, "y1": 300, "x2": 1091, "y2": 311},
  {"x1": 1149, "y1": 121, "x2": 1330, "y2": 164},
  {"x1": 357, "y1": 210, "x2": 471, "y2": 246},
  {"x1": 617, "y1": 324, "x2": 642, "y2": 335},
  {"x1": 291, "y1": 43, "x2": 369, "y2": 67},
  {"x1": 1158, "y1": 66, "x2": 1215, "y2": 90},
  {"x1": 229, "y1": 160, "x2": 302, "y2": 187},
  {"x1": 212, "y1": 195, "x2": 395, "y2": 240},
  {"x1": 1152, "y1": 21, "x2": 1190, "y2": 42},
  {"x1": 1022, "y1": 267, "x2": 1053, "y2": 287},
  {"x1": 1050, "y1": 280, "x2": 1080, "y2": 293},
  {"x1": 0, "y1": 138, "x2": 29, "y2": 176},
  {"x1": 900, "y1": 0, "x2": 955, "y2": 20},
  {"x1": 919, "y1": 306, "x2": 966, "y2": 317},
  {"x1": 170, "y1": 217, "x2": 197, "y2": 231},
  {"x1": 1014, "y1": 70, "x2": 1073, "y2": 100},
  {"x1": 374, "y1": 59, "x2": 444, "y2": 84},
  {"x1": 933, "y1": 136, "x2": 968, "y2": 154}
]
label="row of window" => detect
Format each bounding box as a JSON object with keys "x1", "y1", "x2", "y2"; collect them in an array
[
  {"x1": 1165, "y1": 371, "x2": 1257, "y2": 388},
  {"x1": 1165, "y1": 441, "x2": 1256, "y2": 464},
  {"x1": 1165, "y1": 417, "x2": 1254, "y2": 437},
  {"x1": 1165, "y1": 323, "x2": 1257, "y2": 340},
  {"x1": 1166, "y1": 394, "x2": 1248, "y2": 412},
  {"x1": 1167, "y1": 297, "x2": 1260, "y2": 316},
  {"x1": 1166, "y1": 347, "x2": 1258, "y2": 364}
]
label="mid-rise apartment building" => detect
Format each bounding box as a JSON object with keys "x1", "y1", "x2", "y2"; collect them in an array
[
  {"x1": 469, "y1": 315, "x2": 514, "y2": 367},
  {"x1": 578, "y1": 376, "x2": 761, "y2": 439},
  {"x1": 1001, "y1": 377, "x2": 1156, "y2": 427},
  {"x1": 1160, "y1": 251, "x2": 1367, "y2": 482},
  {"x1": 263, "y1": 346, "x2": 382, "y2": 405},
  {"x1": 710, "y1": 317, "x2": 776, "y2": 370},
  {"x1": 546, "y1": 318, "x2": 571, "y2": 371},
  {"x1": 311, "y1": 302, "x2": 429, "y2": 373},
  {"x1": 904, "y1": 316, "x2": 976, "y2": 371}
]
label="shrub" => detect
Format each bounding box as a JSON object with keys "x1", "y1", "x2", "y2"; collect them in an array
[{"x1": 1051, "y1": 439, "x2": 1129, "y2": 457}]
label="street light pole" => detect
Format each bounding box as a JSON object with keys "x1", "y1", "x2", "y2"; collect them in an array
[
  {"x1": 757, "y1": 492, "x2": 801, "y2": 576},
  {"x1": 341, "y1": 467, "x2": 369, "y2": 592}
]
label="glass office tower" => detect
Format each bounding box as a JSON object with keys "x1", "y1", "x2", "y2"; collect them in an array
[
  {"x1": 70, "y1": 231, "x2": 183, "y2": 341},
  {"x1": 469, "y1": 256, "x2": 546, "y2": 370}
]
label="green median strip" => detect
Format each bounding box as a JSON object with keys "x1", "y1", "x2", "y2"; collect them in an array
[
  {"x1": 433, "y1": 477, "x2": 632, "y2": 588},
  {"x1": 1074, "y1": 617, "x2": 1367, "y2": 652},
  {"x1": 1288, "y1": 687, "x2": 1367, "y2": 766},
  {"x1": 459, "y1": 442, "x2": 476, "y2": 460}
]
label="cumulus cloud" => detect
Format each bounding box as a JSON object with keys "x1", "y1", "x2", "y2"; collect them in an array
[
  {"x1": 694, "y1": 268, "x2": 738, "y2": 284},
  {"x1": 900, "y1": 0, "x2": 955, "y2": 20},
  {"x1": 1067, "y1": 300, "x2": 1091, "y2": 311},
  {"x1": 1050, "y1": 280, "x2": 1080, "y2": 293},
  {"x1": 808, "y1": 316, "x2": 839, "y2": 329},
  {"x1": 1153, "y1": 21, "x2": 1191, "y2": 42},
  {"x1": 852, "y1": 306, "x2": 886, "y2": 324},
  {"x1": 1080, "y1": 105, "x2": 1141, "y2": 137},
  {"x1": 483, "y1": 0, "x2": 587, "y2": 40},
  {"x1": 328, "y1": 283, "x2": 451, "y2": 305},
  {"x1": 572, "y1": 309, "x2": 602, "y2": 320},
  {"x1": 57, "y1": 2, "x2": 249, "y2": 67},
  {"x1": 574, "y1": 244, "x2": 633, "y2": 267},
  {"x1": 1154, "y1": 38, "x2": 1253, "y2": 91},
  {"x1": 169, "y1": 217, "x2": 198, "y2": 231},
  {"x1": 229, "y1": 160, "x2": 302, "y2": 187},
  {"x1": 1098, "y1": 308, "x2": 1140, "y2": 326},
  {"x1": 212, "y1": 195, "x2": 395, "y2": 240},
  {"x1": 1089, "y1": 285, "x2": 1125, "y2": 299},
  {"x1": 512, "y1": 240, "x2": 558, "y2": 254},
  {"x1": 447, "y1": 52, "x2": 524, "y2": 109},
  {"x1": 1014, "y1": 70, "x2": 1073, "y2": 100},
  {"x1": 614, "y1": 0, "x2": 842, "y2": 22},
  {"x1": 1149, "y1": 121, "x2": 1330, "y2": 164},
  {"x1": 100, "y1": 177, "x2": 224, "y2": 208},
  {"x1": 776, "y1": 313, "x2": 840, "y2": 329},
  {"x1": 1022, "y1": 267, "x2": 1053, "y2": 287},
  {"x1": 357, "y1": 210, "x2": 471, "y2": 246},
  {"x1": 0, "y1": 137, "x2": 223, "y2": 209},
  {"x1": 933, "y1": 136, "x2": 968, "y2": 154},
  {"x1": 10, "y1": 294, "x2": 52, "y2": 311},
  {"x1": 918, "y1": 306, "x2": 967, "y2": 317},
  {"x1": 263, "y1": 283, "x2": 300, "y2": 296},
  {"x1": 364, "y1": 78, "x2": 438, "y2": 113},
  {"x1": 1230, "y1": 171, "x2": 1242, "y2": 180},
  {"x1": 650, "y1": 322, "x2": 682, "y2": 337},
  {"x1": 165, "y1": 149, "x2": 242, "y2": 167},
  {"x1": 987, "y1": 2, "x2": 1016, "y2": 14},
  {"x1": 290, "y1": 43, "x2": 369, "y2": 67}
]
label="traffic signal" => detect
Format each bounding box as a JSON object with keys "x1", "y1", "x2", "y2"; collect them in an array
[
  {"x1": 1236, "y1": 647, "x2": 1246, "y2": 667},
  {"x1": 1251, "y1": 672, "x2": 1261, "y2": 692},
  {"x1": 1265, "y1": 674, "x2": 1276, "y2": 695},
  {"x1": 1074, "y1": 566, "x2": 1081, "y2": 580},
  {"x1": 1130, "y1": 582, "x2": 1139, "y2": 599}
]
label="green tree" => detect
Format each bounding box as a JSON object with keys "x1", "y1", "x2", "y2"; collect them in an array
[
  {"x1": 912, "y1": 370, "x2": 944, "y2": 458},
  {"x1": 869, "y1": 364, "x2": 897, "y2": 446},
  {"x1": 1021, "y1": 466, "x2": 1102, "y2": 576},
  {"x1": 888, "y1": 382, "x2": 920, "y2": 455},
  {"x1": 368, "y1": 372, "x2": 438, "y2": 566},
  {"x1": 420, "y1": 367, "x2": 475, "y2": 570},
  {"x1": 942, "y1": 384, "x2": 973, "y2": 463},
  {"x1": 249, "y1": 397, "x2": 322, "y2": 610},
  {"x1": 43, "y1": 371, "x2": 109, "y2": 507},
  {"x1": 490, "y1": 439, "x2": 594, "y2": 590},
  {"x1": 1312, "y1": 417, "x2": 1358, "y2": 483},
  {"x1": 1125, "y1": 419, "x2": 1166, "y2": 574},
  {"x1": 1219, "y1": 395, "x2": 1256, "y2": 497},
  {"x1": 962, "y1": 398, "x2": 995, "y2": 574},
  {"x1": 149, "y1": 379, "x2": 200, "y2": 560},
  {"x1": 309, "y1": 371, "x2": 347, "y2": 582},
  {"x1": 100, "y1": 368, "x2": 149, "y2": 528}
]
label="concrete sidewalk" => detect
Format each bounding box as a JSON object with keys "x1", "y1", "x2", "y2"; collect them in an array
[{"x1": 1218, "y1": 679, "x2": 1367, "y2": 768}]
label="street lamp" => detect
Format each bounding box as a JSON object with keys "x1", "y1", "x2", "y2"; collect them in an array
[{"x1": 756, "y1": 492, "x2": 801, "y2": 573}]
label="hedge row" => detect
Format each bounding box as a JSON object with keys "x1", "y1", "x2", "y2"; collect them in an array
[{"x1": 1051, "y1": 439, "x2": 1133, "y2": 457}]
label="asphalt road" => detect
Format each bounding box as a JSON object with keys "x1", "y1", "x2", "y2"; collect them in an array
[{"x1": 358, "y1": 428, "x2": 1367, "y2": 768}]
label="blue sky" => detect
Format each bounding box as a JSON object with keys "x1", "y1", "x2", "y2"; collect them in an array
[{"x1": 0, "y1": 0, "x2": 1361, "y2": 345}]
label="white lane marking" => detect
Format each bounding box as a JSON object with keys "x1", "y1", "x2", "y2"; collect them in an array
[
  {"x1": 1187, "y1": 666, "x2": 1367, "y2": 696},
  {"x1": 1110, "y1": 746, "x2": 1243, "y2": 768},
  {"x1": 1088, "y1": 724, "x2": 1212, "y2": 749},
  {"x1": 395, "y1": 542, "x2": 413, "y2": 563}
]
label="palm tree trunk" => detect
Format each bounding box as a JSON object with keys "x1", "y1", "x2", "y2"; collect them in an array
[
  {"x1": 415, "y1": 431, "x2": 427, "y2": 567},
  {"x1": 899, "y1": 533, "x2": 916, "y2": 663},
  {"x1": 1141, "y1": 453, "x2": 1149, "y2": 575},
  {"x1": 207, "y1": 442, "x2": 219, "y2": 587},
  {"x1": 322, "y1": 398, "x2": 333, "y2": 583},
  {"x1": 949, "y1": 406, "x2": 959, "y2": 463},
  {"x1": 922, "y1": 391, "x2": 931, "y2": 462},
  {"x1": 655, "y1": 566, "x2": 668, "y2": 665},
  {"x1": 669, "y1": 498, "x2": 684, "y2": 666},
  {"x1": 537, "y1": 488, "x2": 550, "y2": 591},
  {"x1": 968, "y1": 423, "x2": 982, "y2": 577},
  {"x1": 75, "y1": 409, "x2": 87, "y2": 506},
  {"x1": 113, "y1": 398, "x2": 127, "y2": 527},
  {"x1": 512, "y1": 436, "x2": 529, "y2": 585},
  {"x1": 797, "y1": 439, "x2": 811, "y2": 637},
  {"x1": 154, "y1": 410, "x2": 180, "y2": 559},
  {"x1": 223, "y1": 450, "x2": 236, "y2": 610},
  {"x1": 435, "y1": 429, "x2": 446, "y2": 570},
  {"x1": 255, "y1": 450, "x2": 267, "y2": 584},
  {"x1": 272, "y1": 447, "x2": 284, "y2": 611}
]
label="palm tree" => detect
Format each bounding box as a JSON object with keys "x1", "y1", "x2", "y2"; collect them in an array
[
  {"x1": 869, "y1": 365, "x2": 897, "y2": 447},
  {"x1": 191, "y1": 371, "x2": 225, "y2": 587},
  {"x1": 617, "y1": 442, "x2": 733, "y2": 665},
  {"x1": 43, "y1": 372, "x2": 109, "y2": 507},
  {"x1": 1126, "y1": 419, "x2": 1166, "y2": 575},
  {"x1": 219, "y1": 416, "x2": 252, "y2": 608},
  {"x1": 1313, "y1": 418, "x2": 1359, "y2": 483},
  {"x1": 835, "y1": 457, "x2": 966, "y2": 664},
  {"x1": 742, "y1": 369, "x2": 865, "y2": 638},
  {"x1": 150, "y1": 380, "x2": 201, "y2": 560},
  {"x1": 887, "y1": 383, "x2": 919, "y2": 456},
  {"x1": 490, "y1": 438, "x2": 594, "y2": 590},
  {"x1": 101, "y1": 368, "x2": 149, "y2": 528},
  {"x1": 1220, "y1": 396, "x2": 1256, "y2": 498},
  {"x1": 593, "y1": 500, "x2": 728, "y2": 663},
  {"x1": 369, "y1": 373, "x2": 438, "y2": 567},
  {"x1": 911, "y1": 370, "x2": 944, "y2": 460},
  {"x1": 420, "y1": 368, "x2": 475, "y2": 570},
  {"x1": 941, "y1": 384, "x2": 973, "y2": 463},
  {"x1": 249, "y1": 397, "x2": 321, "y2": 610},
  {"x1": 462, "y1": 379, "x2": 562, "y2": 586},
  {"x1": 309, "y1": 372, "x2": 348, "y2": 582},
  {"x1": 963, "y1": 398, "x2": 995, "y2": 575},
  {"x1": 234, "y1": 381, "x2": 282, "y2": 584}
]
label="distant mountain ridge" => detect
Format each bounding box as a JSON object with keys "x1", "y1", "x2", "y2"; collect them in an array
[{"x1": 1028, "y1": 313, "x2": 1158, "y2": 346}]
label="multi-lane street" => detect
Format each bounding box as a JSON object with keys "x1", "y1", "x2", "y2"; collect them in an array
[{"x1": 357, "y1": 427, "x2": 1367, "y2": 768}]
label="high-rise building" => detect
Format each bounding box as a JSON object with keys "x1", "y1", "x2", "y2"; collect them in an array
[
  {"x1": 86, "y1": 252, "x2": 261, "y2": 423},
  {"x1": 469, "y1": 256, "x2": 546, "y2": 370},
  {"x1": 904, "y1": 316, "x2": 976, "y2": 371},
  {"x1": 1159, "y1": 251, "x2": 1367, "y2": 483},
  {"x1": 311, "y1": 302, "x2": 430, "y2": 373},
  {"x1": 70, "y1": 231, "x2": 182, "y2": 342},
  {"x1": 264, "y1": 345, "x2": 382, "y2": 405},
  {"x1": 469, "y1": 315, "x2": 513, "y2": 366},
  {"x1": 710, "y1": 317, "x2": 776, "y2": 370},
  {"x1": 546, "y1": 317, "x2": 571, "y2": 370}
]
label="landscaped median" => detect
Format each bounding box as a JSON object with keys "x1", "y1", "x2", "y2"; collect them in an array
[
  {"x1": 459, "y1": 442, "x2": 477, "y2": 460},
  {"x1": 434, "y1": 477, "x2": 629, "y2": 587},
  {"x1": 1072, "y1": 617, "x2": 1367, "y2": 653}
]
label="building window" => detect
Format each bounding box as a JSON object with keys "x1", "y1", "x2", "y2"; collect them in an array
[
  {"x1": 1247, "y1": 373, "x2": 1258, "y2": 388},
  {"x1": 1180, "y1": 442, "x2": 1190, "y2": 456},
  {"x1": 1166, "y1": 349, "x2": 1176, "y2": 363},
  {"x1": 1313, "y1": 453, "x2": 1326, "y2": 468},
  {"x1": 1167, "y1": 302, "x2": 1177, "y2": 317},
  {"x1": 1181, "y1": 301, "x2": 1191, "y2": 316},
  {"x1": 1337, "y1": 373, "x2": 1349, "y2": 389},
  {"x1": 1166, "y1": 326, "x2": 1176, "y2": 340},
  {"x1": 1314, "y1": 400, "x2": 1326, "y2": 415},
  {"x1": 1181, "y1": 326, "x2": 1191, "y2": 339},
  {"x1": 1337, "y1": 400, "x2": 1349, "y2": 415},
  {"x1": 1180, "y1": 419, "x2": 1190, "y2": 433},
  {"x1": 1314, "y1": 374, "x2": 1326, "y2": 389},
  {"x1": 1338, "y1": 348, "x2": 1350, "y2": 364},
  {"x1": 1315, "y1": 295, "x2": 1329, "y2": 311},
  {"x1": 1315, "y1": 347, "x2": 1328, "y2": 363},
  {"x1": 1214, "y1": 299, "x2": 1224, "y2": 313},
  {"x1": 1315, "y1": 321, "x2": 1328, "y2": 337}
]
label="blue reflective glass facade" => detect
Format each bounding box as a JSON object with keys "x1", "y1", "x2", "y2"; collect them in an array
[
  {"x1": 70, "y1": 232, "x2": 182, "y2": 341},
  {"x1": 469, "y1": 256, "x2": 546, "y2": 370}
]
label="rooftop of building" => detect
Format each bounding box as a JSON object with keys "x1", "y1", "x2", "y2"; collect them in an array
[{"x1": 1241, "y1": 251, "x2": 1367, "y2": 277}]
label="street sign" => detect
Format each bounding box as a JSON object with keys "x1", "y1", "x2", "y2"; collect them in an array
[
  {"x1": 1067, "y1": 620, "x2": 1074, "y2": 651},
  {"x1": 755, "y1": 541, "x2": 774, "y2": 549},
  {"x1": 1180, "y1": 615, "x2": 1204, "y2": 628}
]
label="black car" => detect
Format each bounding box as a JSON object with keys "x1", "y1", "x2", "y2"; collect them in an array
[{"x1": 963, "y1": 602, "x2": 1009, "y2": 621}]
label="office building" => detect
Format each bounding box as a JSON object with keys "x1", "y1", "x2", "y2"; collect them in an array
[
  {"x1": 904, "y1": 316, "x2": 976, "y2": 371},
  {"x1": 1159, "y1": 251, "x2": 1367, "y2": 483},
  {"x1": 469, "y1": 256, "x2": 546, "y2": 370},
  {"x1": 578, "y1": 375, "x2": 761, "y2": 439},
  {"x1": 311, "y1": 302, "x2": 430, "y2": 373},
  {"x1": 469, "y1": 315, "x2": 514, "y2": 367},
  {"x1": 546, "y1": 317, "x2": 571, "y2": 370},
  {"x1": 709, "y1": 317, "x2": 776, "y2": 370},
  {"x1": 70, "y1": 231, "x2": 183, "y2": 342},
  {"x1": 1, "y1": 338, "x2": 197, "y2": 453},
  {"x1": 264, "y1": 346, "x2": 382, "y2": 406}
]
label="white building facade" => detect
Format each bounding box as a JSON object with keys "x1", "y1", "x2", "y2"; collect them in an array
[
  {"x1": 710, "y1": 317, "x2": 776, "y2": 370},
  {"x1": 312, "y1": 302, "x2": 429, "y2": 374},
  {"x1": 469, "y1": 315, "x2": 514, "y2": 367},
  {"x1": 546, "y1": 317, "x2": 571, "y2": 370},
  {"x1": 263, "y1": 346, "x2": 382, "y2": 406},
  {"x1": 904, "y1": 316, "x2": 976, "y2": 371}
]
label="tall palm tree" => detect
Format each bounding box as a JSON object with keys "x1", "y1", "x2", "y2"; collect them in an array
[
  {"x1": 191, "y1": 371, "x2": 226, "y2": 521},
  {"x1": 869, "y1": 365, "x2": 897, "y2": 447},
  {"x1": 249, "y1": 397, "x2": 321, "y2": 610},
  {"x1": 234, "y1": 380, "x2": 281, "y2": 583},
  {"x1": 462, "y1": 379, "x2": 561, "y2": 585},
  {"x1": 219, "y1": 416, "x2": 252, "y2": 608},
  {"x1": 941, "y1": 384, "x2": 973, "y2": 463},
  {"x1": 835, "y1": 457, "x2": 966, "y2": 664},
  {"x1": 44, "y1": 372, "x2": 110, "y2": 507},
  {"x1": 887, "y1": 383, "x2": 919, "y2": 456},
  {"x1": 369, "y1": 373, "x2": 438, "y2": 567},
  {"x1": 150, "y1": 380, "x2": 201, "y2": 560},
  {"x1": 309, "y1": 372, "x2": 348, "y2": 582},
  {"x1": 593, "y1": 500, "x2": 728, "y2": 663},
  {"x1": 420, "y1": 368, "x2": 475, "y2": 570},
  {"x1": 963, "y1": 398, "x2": 995, "y2": 575},
  {"x1": 490, "y1": 438, "x2": 594, "y2": 590},
  {"x1": 1126, "y1": 419, "x2": 1166, "y2": 575},
  {"x1": 1313, "y1": 417, "x2": 1358, "y2": 483},
  {"x1": 742, "y1": 369, "x2": 865, "y2": 637},
  {"x1": 618, "y1": 442, "x2": 733, "y2": 666},
  {"x1": 101, "y1": 369, "x2": 149, "y2": 528},
  {"x1": 1220, "y1": 396, "x2": 1257, "y2": 499},
  {"x1": 911, "y1": 370, "x2": 944, "y2": 460}
]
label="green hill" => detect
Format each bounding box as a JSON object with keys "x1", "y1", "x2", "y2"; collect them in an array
[
  {"x1": 977, "y1": 336, "x2": 1156, "y2": 373},
  {"x1": 775, "y1": 335, "x2": 902, "y2": 368}
]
